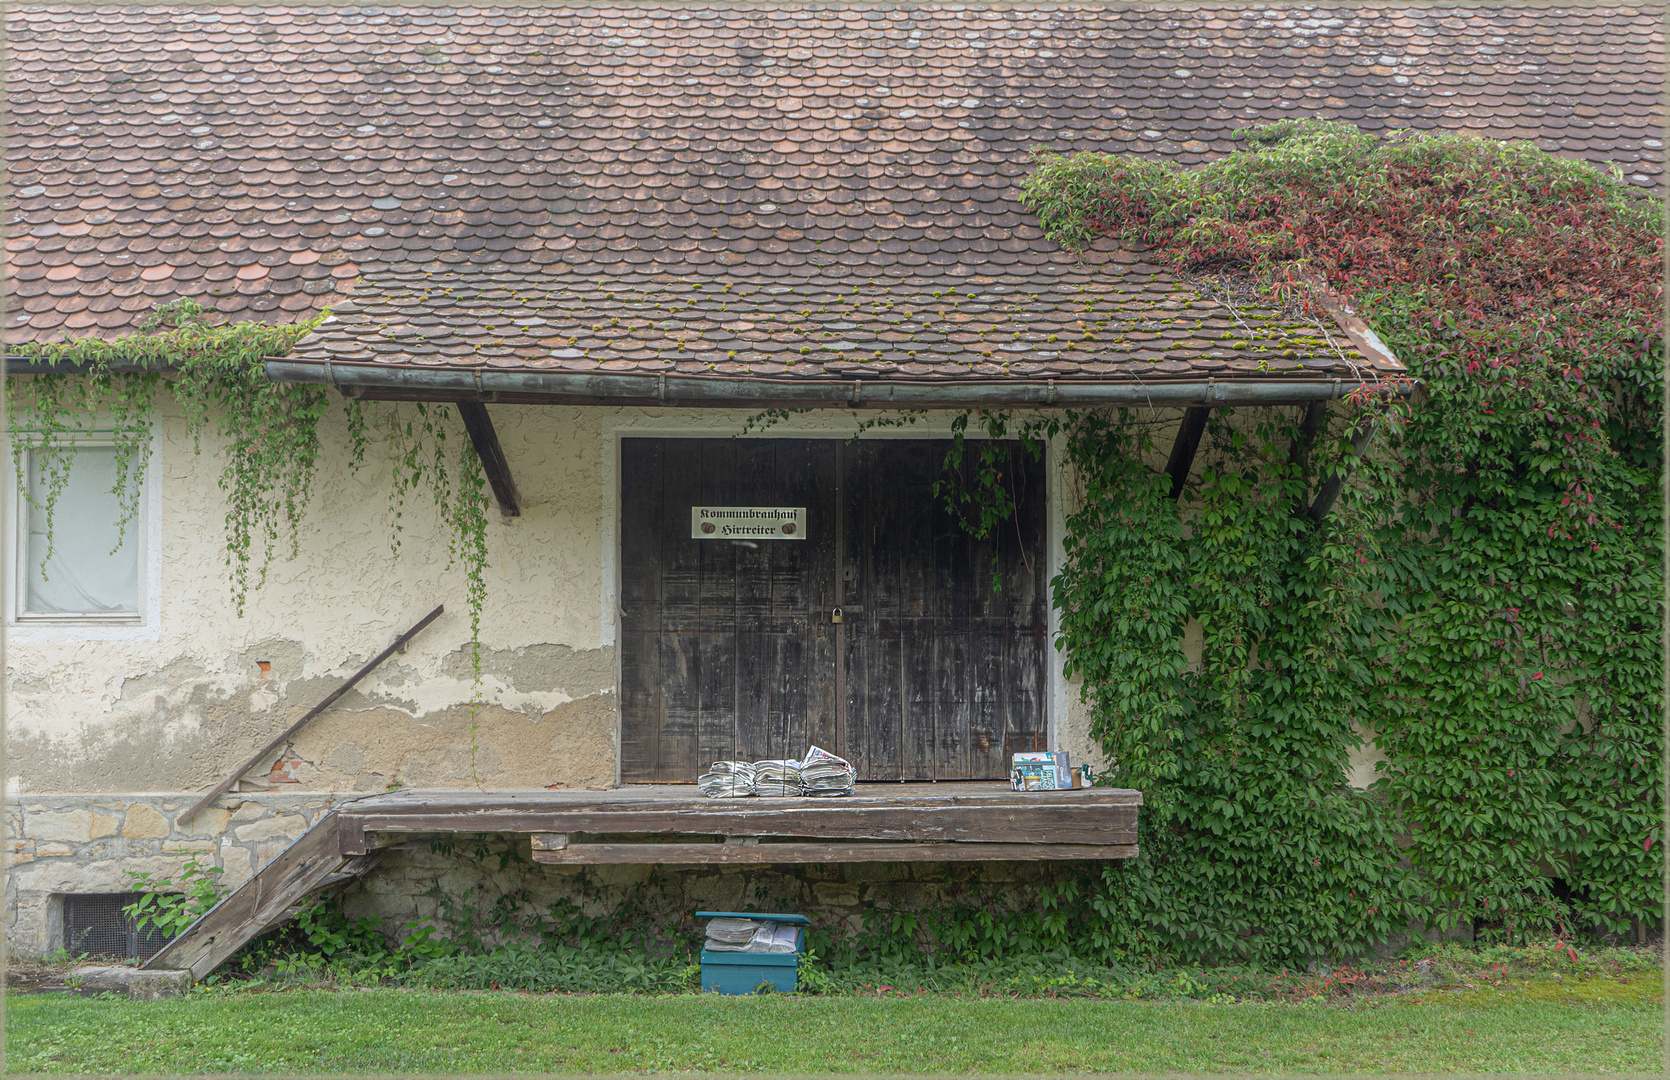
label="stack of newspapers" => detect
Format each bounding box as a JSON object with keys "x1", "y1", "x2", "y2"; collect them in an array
[
  {"x1": 696, "y1": 760, "x2": 756, "y2": 798},
  {"x1": 703, "y1": 916, "x2": 801, "y2": 954},
  {"x1": 697, "y1": 746, "x2": 855, "y2": 798},
  {"x1": 798, "y1": 745, "x2": 857, "y2": 797},
  {"x1": 752, "y1": 759, "x2": 803, "y2": 797}
]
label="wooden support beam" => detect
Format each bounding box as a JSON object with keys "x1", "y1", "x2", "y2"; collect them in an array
[
  {"x1": 345, "y1": 801, "x2": 1140, "y2": 847},
  {"x1": 179, "y1": 605, "x2": 444, "y2": 824},
  {"x1": 1308, "y1": 418, "x2": 1379, "y2": 524},
  {"x1": 1288, "y1": 401, "x2": 1329, "y2": 514},
  {"x1": 1287, "y1": 401, "x2": 1329, "y2": 471},
  {"x1": 457, "y1": 401, "x2": 520, "y2": 517},
  {"x1": 143, "y1": 817, "x2": 380, "y2": 979},
  {"x1": 1164, "y1": 406, "x2": 1211, "y2": 501},
  {"x1": 530, "y1": 842, "x2": 1139, "y2": 866}
]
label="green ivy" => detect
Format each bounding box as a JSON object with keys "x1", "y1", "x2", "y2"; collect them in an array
[
  {"x1": 1033, "y1": 406, "x2": 1415, "y2": 963},
  {"x1": 7, "y1": 297, "x2": 491, "y2": 668},
  {"x1": 963, "y1": 120, "x2": 1664, "y2": 962}
]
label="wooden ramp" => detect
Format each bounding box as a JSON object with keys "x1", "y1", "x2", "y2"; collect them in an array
[
  {"x1": 146, "y1": 783, "x2": 1141, "y2": 979},
  {"x1": 142, "y1": 808, "x2": 379, "y2": 980}
]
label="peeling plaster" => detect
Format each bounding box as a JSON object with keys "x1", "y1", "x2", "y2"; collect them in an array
[
  {"x1": 7, "y1": 401, "x2": 615, "y2": 795},
  {"x1": 8, "y1": 401, "x2": 1373, "y2": 796}
]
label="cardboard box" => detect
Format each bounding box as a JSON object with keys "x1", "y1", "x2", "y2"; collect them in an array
[{"x1": 1010, "y1": 751, "x2": 1071, "y2": 791}]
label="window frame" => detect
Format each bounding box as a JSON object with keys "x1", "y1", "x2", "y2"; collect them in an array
[{"x1": 6, "y1": 429, "x2": 161, "y2": 640}]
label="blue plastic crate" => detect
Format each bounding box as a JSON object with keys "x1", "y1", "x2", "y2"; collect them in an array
[{"x1": 695, "y1": 911, "x2": 809, "y2": 995}]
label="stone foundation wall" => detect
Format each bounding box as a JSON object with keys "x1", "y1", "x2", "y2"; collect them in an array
[
  {"x1": 341, "y1": 836, "x2": 1082, "y2": 950},
  {"x1": 7, "y1": 793, "x2": 1102, "y2": 960},
  {"x1": 6, "y1": 795, "x2": 1088, "y2": 960},
  {"x1": 4, "y1": 792, "x2": 357, "y2": 957}
]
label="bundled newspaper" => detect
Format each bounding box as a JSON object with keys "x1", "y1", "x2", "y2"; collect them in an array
[
  {"x1": 703, "y1": 916, "x2": 800, "y2": 954},
  {"x1": 694, "y1": 747, "x2": 856, "y2": 798},
  {"x1": 799, "y1": 745, "x2": 856, "y2": 797},
  {"x1": 697, "y1": 760, "x2": 757, "y2": 798},
  {"x1": 752, "y1": 759, "x2": 804, "y2": 797}
]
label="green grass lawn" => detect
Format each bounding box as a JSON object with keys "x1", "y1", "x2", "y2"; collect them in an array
[{"x1": 5, "y1": 976, "x2": 1662, "y2": 1075}]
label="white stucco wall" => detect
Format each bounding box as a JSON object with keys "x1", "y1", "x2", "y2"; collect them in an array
[
  {"x1": 6, "y1": 396, "x2": 620, "y2": 795},
  {"x1": 6, "y1": 401, "x2": 1110, "y2": 796},
  {"x1": 6, "y1": 398, "x2": 1380, "y2": 797}
]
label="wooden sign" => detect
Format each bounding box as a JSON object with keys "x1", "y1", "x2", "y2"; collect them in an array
[{"x1": 691, "y1": 506, "x2": 806, "y2": 540}]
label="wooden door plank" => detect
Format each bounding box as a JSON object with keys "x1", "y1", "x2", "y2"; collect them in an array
[
  {"x1": 969, "y1": 626, "x2": 1008, "y2": 778},
  {"x1": 658, "y1": 440, "x2": 708, "y2": 780},
  {"x1": 657, "y1": 633, "x2": 701, "y2": 781},
  {"x1": 764, "y1": 439, "x2": 798, "y2": 762},
  {"x1": 695, "y1": 440, "x2": 740, "y2": 770},
  {"x1": 618, "y1": 633, "x2": 665, "y2": 781},
  {"x1": 932, "y1": 628, "x2": 973, "y2": 781},
  {"x1": 1002, "y1": 445, "x2": 1049, "y2": 767},
  {"x1": 619, "y1": 440, "x2": 667, "y2": 781},
  {"x1": 926, "y1": 441, "x2": 965, "y2": 781},
  {"x1": 853, "y1": 441, "x2": 904, "y2": 781},
  {"x1": 822, "y1": 442, "x2": 851, "y2": 757},
  {"x1": 731, "y1": 438, "x2": 776, "y2": 761},
  {"x1": 899, "y1": 618, "x2": 936, "y2": 780},
  {"x1": 897, "y1": 439, "x2": 935, "y2": 782},
  {"x1": 771, "y1": 439, "x2": 829, "y2": 759}
]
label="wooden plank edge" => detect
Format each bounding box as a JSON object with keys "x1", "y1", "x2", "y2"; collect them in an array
[
  {"x1": 368, "y1": 824, "x2": 1138, "y2": 846},
  {"x1": 530, "y1": 842, "x2": 1139, "y2": 865},
  {"x1": 344, "y1": 789, "x2": 1145, "y2": 815},
  {"x1": 341, "y1": 806, "x2": 1141, "y2": 844}
]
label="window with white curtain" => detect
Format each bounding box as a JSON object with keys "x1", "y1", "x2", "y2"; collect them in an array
[{"x1": 17, "y1": 444, "x2": 142, "y2": 618}]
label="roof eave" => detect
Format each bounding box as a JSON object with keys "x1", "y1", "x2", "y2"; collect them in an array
[
  {"x1": 3, "y1": 356, "x2": 175, "y2": 375},
  {"x1": 263, "y1": 359, "x2": 1406, "y2": 409}
]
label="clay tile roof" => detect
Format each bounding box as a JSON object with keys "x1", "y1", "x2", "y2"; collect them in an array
[
  {"x1": 6, "y1": 3, "x2": 1661, "y2": 387},
  {"x1": 285, "y1": 253, "x2": 1403, "y2": 385}
]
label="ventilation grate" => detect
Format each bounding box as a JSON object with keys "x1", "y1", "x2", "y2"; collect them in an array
[{"x1": 63, "y1": 893, "x2": 175, "y2": 960}]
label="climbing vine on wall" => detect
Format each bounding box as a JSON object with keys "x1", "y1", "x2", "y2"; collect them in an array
[
  {"x1": 7, "y1": 298, "x2": 491, "y2": 651},
  {"x1": 975, "y1": 120, "x2": 1663, "y2": 960}
]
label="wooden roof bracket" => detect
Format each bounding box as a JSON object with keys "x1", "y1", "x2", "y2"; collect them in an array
[
  {"x1": 457, "y1": 400, "x2": 521, "y2": 517},
  {"x1": 1307, "y1": 417, "x2": 1379, "y2": 524},
  {"x1": 1164, "y1": 402, "x2": 1212, "y2": 502},
  {"x1": 1288, "y1": 398, "x2": 1330, "y2": 468}
]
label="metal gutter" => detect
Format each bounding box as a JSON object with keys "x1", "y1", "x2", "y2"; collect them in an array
[
  {"x1": 263, "y1": 360, "x2": 1401, "y2": 409},
  {"x1": 4, "y1": 356, "x2": 175, "y2": 375}
]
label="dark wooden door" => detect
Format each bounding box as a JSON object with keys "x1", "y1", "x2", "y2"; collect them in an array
[{"x1": 619, "y1": 438, "x2": 1046, "y2": 782}]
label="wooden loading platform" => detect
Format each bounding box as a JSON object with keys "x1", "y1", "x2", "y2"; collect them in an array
[{"x1": 146, "y1": 782, "x2": 1141, "y2": 980}]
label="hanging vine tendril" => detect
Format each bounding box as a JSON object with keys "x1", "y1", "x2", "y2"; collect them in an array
[{"x1": 7, "y1": 299, "x2": 492, "y2": 707}]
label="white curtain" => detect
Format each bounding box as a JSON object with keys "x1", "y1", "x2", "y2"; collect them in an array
[{"x1": 24, "y1": 446, "x2": 139, "y2": 614}]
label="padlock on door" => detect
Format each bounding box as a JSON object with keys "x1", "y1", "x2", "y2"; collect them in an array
[{"x1": 831, "y1": 606, "x2": 843, "y2": 624}]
